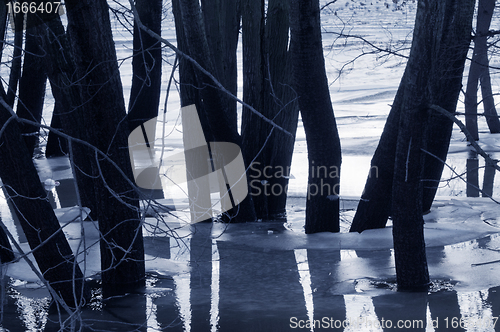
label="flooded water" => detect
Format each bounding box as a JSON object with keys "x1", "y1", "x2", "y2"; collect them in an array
[
  {"x1": 2, "y1": 154, "x2": 500, "y2": 331},
  {"x1": 2, "y1": 0, "x2": 500, "y2": 331}
]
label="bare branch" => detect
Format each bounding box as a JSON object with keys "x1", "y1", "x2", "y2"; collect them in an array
[
  {"x1": 126, "y1": 0, "x2": 293, "y2": 138},
  {"x1": 429, "y1": 104, "x2": 500, "y2": 173}
]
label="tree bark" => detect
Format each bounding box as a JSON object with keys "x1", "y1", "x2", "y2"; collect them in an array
[
  {"x1": 5, "y1": 12, "x2": 23, "y2": 108},
  {"x1": 351, "y1": 0, "x2": 474, "y2": 232},
  {"x1": 0, "y1": 91, "x2": 89, "y2": 307},
  {"x1": 263, "y1": 0, "x2": 299, "y2": 219},
  {"x1": 465, "y1": 0, "x2": 500, "y2": 135},
  {"x1": 16, "y1": 20, "x2": 47, "y2": 156},
  {"x1": 0, "y1": 2, "x2": 14, "y2": 263},
  {"x1": 241, "y1": 0, "x2": 299, "y2": 220},
  {"x1": 45, "y1": 87, "x2": 69, "y2": 158},
  {"x1": 178, "y1": 0, "x2": 257, "y2": 223},
  {"x1": 127, "y1": 0, "x2": 162, "y2": 135},
  {"x1": 39, "y1": 17, "x2": 97, "y2": 229},
  {"x1": 173, "y1": 0, "x2": 214, "y2": 223},
  {"x1": 290, "y1": 0, "x2": 342, "y2": 233},
  {"x1": 65, "y1": 0, "x2": 145, "y2": 294},
  {"x1": 392, "y1": 0, "x2": 474, "y2": 291},
  {"x1": 200, "y1": 0, "x2": 239, "y2": 130},
  {"x1": 241, "y1": 0, "x2": 268, "y2": 219}
]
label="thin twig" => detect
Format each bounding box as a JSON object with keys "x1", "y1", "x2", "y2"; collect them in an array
[
  {"x1": 126, "y1": 0, "x2": 293, "y2": 138},
  {"x1": 429, "y1": 104, "x2": 500, "y2": 173}
]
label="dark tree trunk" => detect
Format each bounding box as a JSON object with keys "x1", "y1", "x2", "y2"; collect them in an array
[
  {"x1": 173, "y1": 0, "x2": 214, "y2": 222},
  {"x1": 392, "y1": 106, "x2": 430, "y2": 291},
  {"x1": 201, "y1": 0, "x2": 239, "y2": 130},
  {"x1": 351, "y1": 0, "x2": 474, "y2": 232},
  {"x1": 482, "y1": 158, "x2": 496, "y2": 197},
  {"x1": 0, "y1": 1, "x2": 7, "y2": 62},
  {"x1": 172, "y1": 0, "x2": 212, "y2": 138},
  {"x1": 241, "y1": 0, "x2": 299, "y2": 220},
  {"x1": 464, "y1": 57, "x2": 480, "y2": 141},
  {"x1": 263, "y1": 0, "x2": 299, "y2": 219},
  {"x1": 466, "y1": 151, "x2": 480, "y2": 197},
  {"x1": 241, "y1": 0, "x2": 268, "y2": 219},
  {"x1": 290, "y1": 0, "x2": 342, "y2": 233},
  {"x1": 16, "y1": 20, "x2": 47, "y2": 157},
  {"x1": 391, "y1": 0, "x2": 474, "y2": 291},
  {"x1": 465, "y1": 0, "x2": 500, "y2": 138},
  {"x1": 127, "y1": 0, "x2": 162, "y2": 135},
  {"x1": 349, "y1": 80, "x2": 406, "y2": 232},
  {"x1": 5, "y1": 13, "x2": 23, "y2": 108},
  {"x1": 178, "y1": 0, "x2": 257, "y2": 223},
  {"x1": 45, "y1": 87, "x2": 69, "y2": 158},
  {"x1": 65, "y1": 0, "x2": 145, "y2": 294},
  {"x1": 0, "y1": 91, "x2": 89, "y2": 307},
  {"x1": 39, "y1": 18, "x2": 97, "y2": 227},
  {"x1": 477, "y1": 0, "x2": 500, "y2": 133},
  {"x1": 0, "y1": 0, "x2": 14, "y2": 263},
  {"x1": 420, "y1": 0, "x2": 475, "y2": 213}
]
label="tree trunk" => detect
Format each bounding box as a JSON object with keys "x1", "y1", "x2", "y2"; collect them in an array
[
  {"x1": 290, "y1": 0, "x2": 342, "y2": 233},
  {"x1": 65, "y1": 0, "x2": 145, "y2": 295},
  {"x1": 392, "y1": 107, "x2": 430, "y2": 291},
  {"x1": 5, "y1": 13, "x2": 23, "y2": 108},
  {"x1": 392, "y1": 106, "x2": 430, "y2": 291},
  {"x1": 466, "y1": 151, "x2": 480, "y2": 197},
  {"x1": 241, "y1": 0, "x2": 299, "y2": 220},
  {"x1": 0, "y1": 91, "x2": 89, "y2": 307},
  {"x1": 392, "y1": 0, "x2": 474, "y2": 291},
  {"x1": 349, "y1": 79, "x2": 406, "y2": 232},
  {"x1": 39, "y1": 17, "x2": 97, "y2": 229},
  {"x1": 16, "y1": 20, "x2": 47, "y2": 157},
  {"x1": 420, "y1": 0, "x2": 475, "y2": 213},
  {"x1": 241, "y1": 0, "x2": 268, "y2": 219},
  {"x1": 482, "y1": 158, "x2": 496, "y2": 197},
  {"x1": 127, "y1": 0, "x2": 162, "y2": 135},
  {"x1": 263, "y1": 0, "x2": 299, "y2": 219},
  {"x1": 201, "y1": 0, "x2": 239, "y2": 130},
  {"x1": 178, "y1": 0, "x2": 257, "y2": 223},
  {"x1": 173, "y1": 0, "x2": 214, "y2": 223},
  {"x1": 45, "y1": 87, "x2": 69, "y2": 158},
  {"x1": 477, "y1": 0, "x2": 500, "y2": 133},
  {"x1": 0, "y1": 0, "x2": 14, "y2": 263},
  {"x1": 351, "y1": 0, "x2": 474, "y2": 232}
]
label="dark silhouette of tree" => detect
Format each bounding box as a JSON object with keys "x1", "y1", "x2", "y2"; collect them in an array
[
  {"x1": 0, "y1": 0, "x2": 14, "y2": 264},
  {"x1": 351, "y1": 0, "x2": 474, "y2": 290},
  {"x1": 16, "y1": 19, "x2": 47, "y2": 156},
  {"x1": 290, "y1": 0, "x2": 342, "y2": 233},
  {"x1": 127, "y1": 0, "x2": 162, "y2": 136},
  {"x1": 201, "y1": 0, "x2": 240, "y2": 130},
  {"x1": 5, "y1": 12, "x2": 22, "y2": 108},
  {"x1": 45, "y1": 84, "x2": 69, "y2": 157},
  {"x1": 351, "y1": 0, "x2": 475, "y2": 233},
  {"x1": 172, "y1": 0, "x2": 214, "y2": 222},
  {"x1": 173, "y1": 0, "x2": 299, "y2": 222},
  {"x1": 64, "y1": 0, "x2": 145, "y2": 295},
  {"x1": 240, "y1": 0, "x2": 267, "y2": 219},
  {"x1": 241, "y1": 0, "x2": 299, "y2": 221},
  {"x1": 0, "y1": 93, "x2": 89, "y2": 308},
  {"x1": 177, "y1": 0, "x2": 257, "y2": 222},
  {"x1": 465, "y1": 0, "x2": 500, "y2": 141}
]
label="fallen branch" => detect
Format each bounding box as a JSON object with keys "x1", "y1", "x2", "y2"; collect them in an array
[{"x1": 472, "y1": 259, "x2": 500, "y2": 267}]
